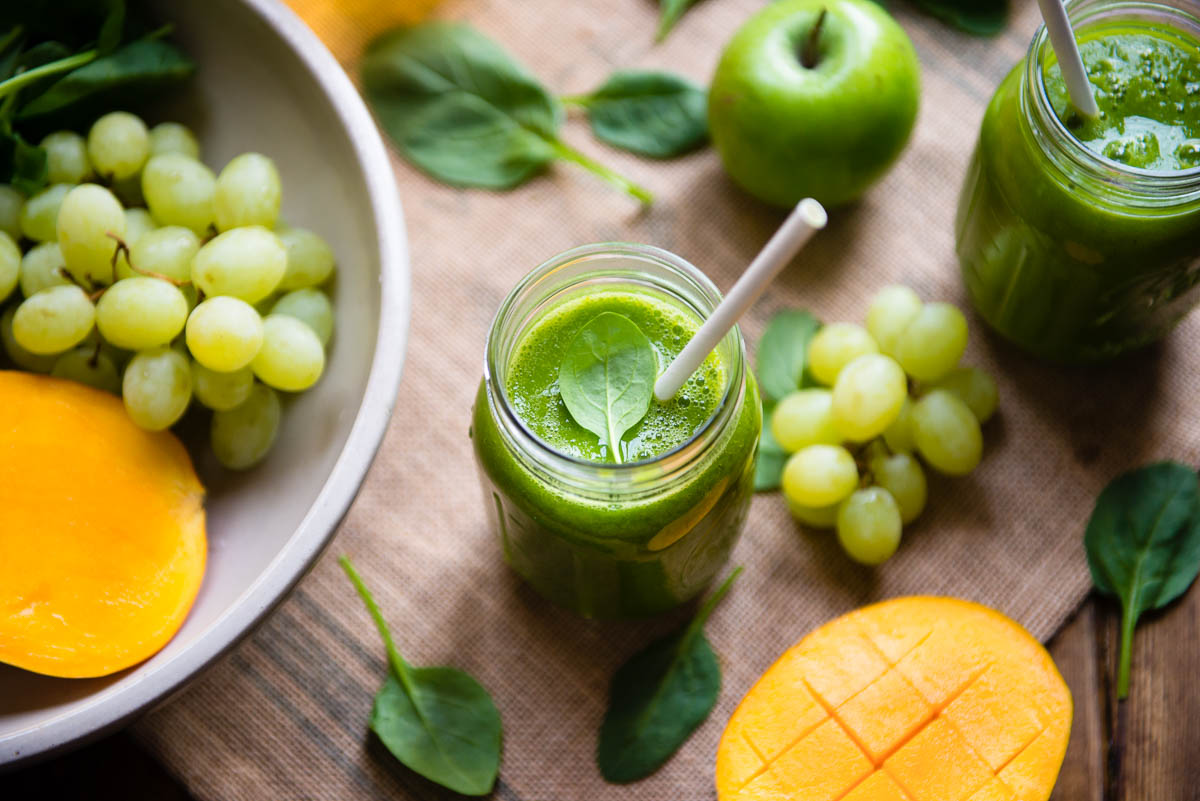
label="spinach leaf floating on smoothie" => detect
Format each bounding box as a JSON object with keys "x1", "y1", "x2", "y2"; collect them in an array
[
  {"x1": 558, "y1": 312, "x2": 657, "y2": 464},
  {"x1": 565, "y1": 70, "x2": 708, "y2": 159},
  {"x1": 756, "y1": 309, "x2": 820, "y2": 404},
  {"x1": 341, "y1": 557, "x2": 502, "y2": 796},
  {"x1": 1084, "y1": 462, "x2": 1200, "y2": 699},
  {"x1": 361, "y1": 22, "x2": 652, "y2": 203},
  {"x1": 597, "y1": 567, "x2": 742, "y2": 783}
]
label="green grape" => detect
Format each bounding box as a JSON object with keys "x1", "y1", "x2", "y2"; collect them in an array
[
  {"x1": 122, "y1": 346, "x2": 192, "y2": 430},
  {"x1": 192, "y1": 362, "x2": 254, "y2": 411},
  {"x1": 271, "y1": 288, "x2": 333, "y2": 346},
  {"x1": 211, "y1": 382, "x2": 281, "y2": 469},
  {"x1": 785, "y1": 497, "x2": 839, "y2": 529},
  {"x1": 781, "y1": 444, "x2": 859, "y2": 508},
  {"x1": 214, "y1": 153, "x2": 282, "y2": 231},
  {"x1": 831, "y1": 354, "x2": 907, "y2": 441},
  {"x1": 115, "y1": 207, "x2": 157, "y2": 277},
  {"x1": 57, "y1": 184, "x2": 125, "y2": 287},
  {"x1": 1, "y1": 306, "x2": 56, "y2": 371},
  {"x1": 148, "y1": 122, "x2": 200, "y2": 160},
  {"x1": 51, "y1": 345, "x2": 121, "y2": 393},
  {"x1": 252, "y1": 314, "x2": 325, "y2": 392},
  {"x1": 123, "y1": 225, "x2": 200, "y2": 282},
  {"x1": 869, "y1": 451, "x2": 927, "y2": 523},
  {"x1": 808, "y1": 322, "x2": 878, "y2": 386},
  {"x1": 111, "y1": 174, "x2": 145, "y2": 208},
  {"x1": 894, "y1": 302, "x2": 968, "y2": 382},
  {"x1": 19, "y1": 242, "x2": 69, "y2": 297},
  {"x1": 0, "y1": 184, "x2": 23, "y2": 240},
  {"x1": 865, "y1": 284, "x2": 922, "y2": 356},
  {"x1": 20, "y1": 183, "x2": 74, "y2": 242},
  {"x1": 87, "y1": 111, "x2": 149, "y2": 181},
  {"x1": 771, "y1": 388, "x2": 841, "y2": 452},
  {"x1": 40, "y1": 131, "x2": 92, "y2": 184},
  {"x1": 185, "y1": 296, "x2": 264, "y2": 372},
  {"x1": 192, "y1": 226, "x2": 286, "y2": 302},
  {"x1": 0, "y1": 231, "x2": 19, "y2": 303},
  {"x1": 836, "y1": 487, "x2": 902, "y2": 565},
  {"x1": 96, "y1": 277, "x2": 189, "y2": 349},
  {"x1": 142, "y1": 154, "x2": 217, "y2": 235},
  {"x1": 882, "y1": 396, "x2": 917, "y2": 453},
  {"x1": 13, "y1": 285, "x2": 96, "y2": 354},
  {"x1": 911, "y1": 389, "x2": 983, "y2": 476},
  {"x1": 276, "y1": 227, "x2": 335, "y2": 290},
  {"x1": 929, "y1": 366, "x2": 998, "y2": 423}
]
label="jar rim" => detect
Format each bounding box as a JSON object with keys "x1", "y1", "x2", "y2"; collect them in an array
[
  {"x1": 1024, "y1": 0, "x2": 1200, "y2": 192},
  {"x1": 483, "y1": 242, "x2": 746, "y2": 490}
]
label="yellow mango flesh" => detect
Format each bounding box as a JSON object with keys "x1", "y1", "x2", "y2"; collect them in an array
[
  {"x1": 0, "y1": 371, "x2": 206, "y2": 678},
  {"x1": 717, "y1": 597, "x2": 1072, "y2": 801}
]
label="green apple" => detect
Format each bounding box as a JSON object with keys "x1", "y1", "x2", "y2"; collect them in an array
[{"x1": 708, "y1": 0, "x2": 921, "y2": 208}]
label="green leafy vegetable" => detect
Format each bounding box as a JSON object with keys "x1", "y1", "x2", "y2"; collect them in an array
[
  {"x1": 1084, "y1": 462, "x2": 1200, "y2": 699},
  {"x1": 361, "y1": 22, "x2": 652, "y2": 203},
  {"x1": 341, "y1": 557, "x2": 503, "y2": 796},
  {"x1": 756, "y1": 309, "x2": 820, "y2": 404},
  {"x1": 565, "y1": 70, "x2": 707, "y2": 159},
  {"x1": 657, "y1": 0, "x2": 703, "y2": 41},
  {"x1": 558, "y1": 312, "x2": 657, "y2": 463},
  {"x1": 597, "y1": 567, "x2": 742, "y2": 783},
  {"x1": 755, "y1": 402, "x2": 786, "y2": 491},
  {"x1": 909, "y1": 0, "x2": 1007, "y2": 35}
]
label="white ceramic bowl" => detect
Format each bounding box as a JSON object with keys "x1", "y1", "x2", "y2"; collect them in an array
[{"x1": 0, "y1": 0, "x2": 409, "y2": 767}]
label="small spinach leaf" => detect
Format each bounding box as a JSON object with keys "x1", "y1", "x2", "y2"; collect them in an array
[
  {"x1": 558, "y1": 312, "x2": 657, "y2": 463},
  {"x1": 568, "y1": 70, "x2": 707, "y2": 159},
  {"x1": 1084, "y1": 462, "x2": 1200, "y2": 698},
  {"x1": 597, "y1": 567, "x2": 742, "y2": 783},
  {"x1": 341, "y1": 557, "x2": 502, "y2": 796},
  {"x1": 755, "y1": 402, "x2": 786, "y2": 492},
  {"x1": 362, "y1": 22, "x2": 652, "y2": 203},
  {"x1": 909, "y1": 0, "x2": 1007, "y2": 35},
  {"x1": 756, "y1": 309, "x2": 820, "y2": 403},
  {"x1": 657, "y1": 0, "x2": 703, "y2": 41}
]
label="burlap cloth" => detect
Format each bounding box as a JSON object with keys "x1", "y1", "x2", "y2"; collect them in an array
[{"x1": 134, "y1": 0, "x2": 1200, "y2": 798}]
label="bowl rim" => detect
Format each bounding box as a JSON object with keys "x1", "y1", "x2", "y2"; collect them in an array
[{"x1": 0, "y1": 0, "x2": 410, "y2": 769}]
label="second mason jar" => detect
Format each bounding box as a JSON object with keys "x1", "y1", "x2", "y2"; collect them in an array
[
  {"x1": 956, "y1": 0, "x2": 1200, "y2": 362},
  {"x1": 471, "y1": 244, "x2": 761, "y2": 619}
]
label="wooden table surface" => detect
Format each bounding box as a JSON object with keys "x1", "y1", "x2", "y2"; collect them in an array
[{"x1": 7, "y1": 586, "x2": 1199, "y2": 800}]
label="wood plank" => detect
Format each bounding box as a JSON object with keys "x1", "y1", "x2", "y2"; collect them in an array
[{"x1": 1048, "y1": 600, "x2": 1104, "y2": 801}]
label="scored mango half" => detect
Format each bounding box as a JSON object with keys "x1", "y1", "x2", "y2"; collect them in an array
[{"x1": 717, "y1": 597, "x2": 1072, "y2": 801}]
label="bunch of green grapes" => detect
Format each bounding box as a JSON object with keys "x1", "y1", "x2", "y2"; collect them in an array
[
  {"x1": 0, "y1": 113, "x2": 337, "y2": 470},
  {"x1": 772, "y1": 285, "x2": 997, "y2": 565}
]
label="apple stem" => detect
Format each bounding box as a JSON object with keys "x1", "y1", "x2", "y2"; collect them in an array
[{"x1": 801, "y1": 8, "x2": 828, "y2": 69}]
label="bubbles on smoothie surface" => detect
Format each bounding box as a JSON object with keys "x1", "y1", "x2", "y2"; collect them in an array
[
  {"x1": 504, "y1": 289, "x2": 727, "y2": 463},
  {"x1": 1046, "y1": 26, "x2": 1200, "y2": 170}
]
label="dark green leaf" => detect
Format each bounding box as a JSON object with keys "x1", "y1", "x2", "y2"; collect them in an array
[
  {"x1": 342, "y1": 557, "x2": 502, "y2": 796},
  {"x1": 559, "y1": 312, "x2": 657, "y2": 463},
  {"x1": 98, "y1": 0, "x2": 127, "y2": 55},
  {"x1": 908, "y1": 0, "x2": 1007, "y2": 35},
  {"x1": 756, "y1": 309, "x2": 820, "y2": 403},
  {"x1": 755, "y1": 402, "x2": 786, "y2": 492},
  {"x1": 9, "y1": 134, "x2": 47, "y2": 195},
  {"x1": 597, "y1": 567, "x2": 742, "y2": 783},
  {"x1": 1085, "y1": 462, "x2": 1200, "y2": 698},
  {"x1": 657, "y1": 0, "x2": 703, "y2": 41},
  {"x1": 571, "y1": 70, "x2": 707, "y2": 159}
]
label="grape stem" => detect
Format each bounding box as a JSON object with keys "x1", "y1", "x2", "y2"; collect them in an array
[
  {"x1": 88, "y1": 339, "x2": 101, "y2": 369},
  {"x1": 106, "y1": 231, "x2": 190, "y2": 286}
]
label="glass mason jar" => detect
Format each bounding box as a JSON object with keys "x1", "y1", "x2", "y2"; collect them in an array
[
  {"x1": 956, "y1": 0, "x2": 1200, "y2": 362},
  {"x1": 471, "y1": 244, "x2": 761, "y2": 619}
]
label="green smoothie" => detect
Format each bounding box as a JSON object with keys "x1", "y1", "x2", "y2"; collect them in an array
[
  {"x1": 956, "y1": 3, "x2": 1200, "y2": 362},
  {"x1": 473, "y1": 264, "x2": 760, "y2": 619}
]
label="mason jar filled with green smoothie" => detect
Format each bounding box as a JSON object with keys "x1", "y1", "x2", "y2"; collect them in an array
[
  {"x1": 956, "y1": 0, "x2": 1200, "y2": 362},
  {"x1": 472, "y1": 244, "x2": 761, "y2": 619}
]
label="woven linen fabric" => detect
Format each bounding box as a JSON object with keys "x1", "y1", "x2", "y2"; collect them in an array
[{"x1": 135, "y1": 0, "x2": 1200, "y2": 799}]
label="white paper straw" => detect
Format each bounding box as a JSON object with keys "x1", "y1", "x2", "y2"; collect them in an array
[
  {"x1": 1037, "y1": 0, "x2": 1100, "y2": 118},
  {"x1": 654, "y1": 198, "x2": 828, "y2": 402}
]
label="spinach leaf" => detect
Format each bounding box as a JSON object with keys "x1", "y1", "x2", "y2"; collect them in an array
[
  {"x1": 558, "y1": 312, "x2": 657, "y2": 463},
  {"x1": 1084, "y1": 462, "x2": 1200, "y2": 698},
  {"x1": 341, "y1": 557, "x2": 502, "y2": 796},
  {"x1": 909, "y1": 0, "x2": 1007, "y2": 36},
  {"x1": 755, "y1": 401, "x2": 786, "y2": 492},
  {"x1": 756, "y1": 309, "x2": 820, "y2": 403},
  {"x1": 657, "y1": 0, "x2": 703, "y2": 41},
  {"x1": 597, "y1": 567, "x2": 742, "y2": 783},
  {"x1": 566, "y1": 70, "x2": 707, "y2": 159},
  {"x1": 2, "y1": 132, "x2": 47, "y2": 196},
  {"x1": 361, "y1": 22, "x2": 652, "y2": 203}
]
